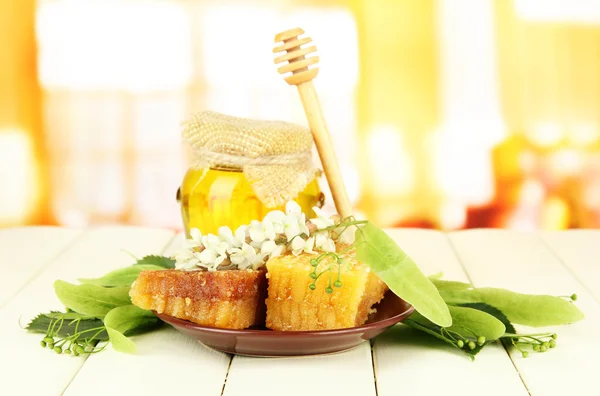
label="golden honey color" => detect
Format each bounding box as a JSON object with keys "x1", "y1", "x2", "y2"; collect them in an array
[
  {"x1": 179, "y1": 167, "x2": 323, "y2": 236},
  {"x1": 265, "y1": 251, "x2": 388, "y2": 331}
]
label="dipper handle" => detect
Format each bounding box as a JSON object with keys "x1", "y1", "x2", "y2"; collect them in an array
[{"x1": 274, "y1": 28, "x2": 353, "y2": 219}]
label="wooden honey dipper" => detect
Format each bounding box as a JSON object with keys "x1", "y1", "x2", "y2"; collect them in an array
[{"x1": 273, "y1": 27, "x2": 353, "y2": 219}]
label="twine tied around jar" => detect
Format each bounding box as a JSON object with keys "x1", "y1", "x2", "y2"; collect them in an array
[{"x1": 182, "y1": 111, "x2": 320, "y2": 208}]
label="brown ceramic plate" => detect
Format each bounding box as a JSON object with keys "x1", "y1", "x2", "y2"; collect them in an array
[{"x1": 155, "y1": 291, "x2": 414, "y2": 357}]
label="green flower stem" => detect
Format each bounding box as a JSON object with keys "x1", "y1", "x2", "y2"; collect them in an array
[
  {"x1": 503, "y1": 332, "x2": 554, "y2": 338},
  {"x1": 322, "y1": 220, "x2": 367, "y2": 232}
]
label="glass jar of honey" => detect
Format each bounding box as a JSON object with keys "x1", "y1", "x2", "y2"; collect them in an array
[
  {"x1": 178, "y1": 166, "x2": 324, "y2": 236},
  {"x1": 179, "y1": 111, "x2": 323, "y2": 236}
]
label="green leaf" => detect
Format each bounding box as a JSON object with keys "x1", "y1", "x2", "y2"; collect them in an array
[
  {"x1": 78, "y1": 265, "x2": 164, "y2": 287},
  {"x1": 356, "y1": 222, "x2": 452, "y2": 327},
  {"x1": 457, "y1": 302, "x2": 516, "y2": 334},
  {"x1": 403, "y1": 312, "x2": 482, "y2": 359},
  {"x1": 446, "y1": 305, "x2": 506, "y2": 341},
  {"x1": 431, "y1": 279, "x2": 472, "y2": 291},
  {"x1": 440, "y1": 288, "x2": 584, "y2": 327},
  {"x1": 428, "y1": 272, "x2": 444, "y2": 280},
  {"x1": 402, "y1": 306, "x2": 505, "y2": 359},
  {"x1": 54, "y1": 280, "x2": 131, "y2": 318},
  {"x1": 404, "y1": 315, "x2": 468, "y2": 353},
  {"x1": 25, "y1": 312, "x2": 108, "y2": 341},
  {"x1": 106, "y1": 327, "x2": 137, "y2": 353},
  {"x1": 134, "y1": 255, "x2": 175, "y2": 269},
  {"x1": 103, "y1": 305, "x2": 162, "y2": 336}
]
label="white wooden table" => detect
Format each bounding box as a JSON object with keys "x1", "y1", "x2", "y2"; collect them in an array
[{"x1": 1, "y1": 226, "x2": 599, "y2": 396}]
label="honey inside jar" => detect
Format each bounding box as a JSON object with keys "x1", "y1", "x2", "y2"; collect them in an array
[{"x1": 179, "y1": 166, "x2": 323, "y2": 236}]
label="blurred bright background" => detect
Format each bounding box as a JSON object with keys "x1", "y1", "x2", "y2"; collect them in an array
[{"x1": 2, "y1": 0, "x2": 600, "y2": 231}]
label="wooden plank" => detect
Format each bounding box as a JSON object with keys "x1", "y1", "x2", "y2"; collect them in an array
[
  {"x1": 541, "y1": 230, "x2": 600, "y2": 303},
  {"x1": 0, "y1": 226, "x2": 175, "y2": 396},
  {"x1": 0, "y1": 226, "x2": 81, "y2": 306},
  {"x1": 448, "y1": 230, "x2": 600, "y2": 396},
  {"x1": 224, "y1": 342, "x2": 376, "y2": 396},
  {"x1": 373, "y1": 229, "x2": 528, "y2": 396},
  {"x1": 64, "y1": 233, "x2": 232, "y2": 396}
]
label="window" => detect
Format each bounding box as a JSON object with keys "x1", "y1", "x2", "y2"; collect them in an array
[{"x1": 37, "y1": 0, "x2": 359, "y2": 228}]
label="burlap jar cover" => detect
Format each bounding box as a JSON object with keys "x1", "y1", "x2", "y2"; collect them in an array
[{"x1": 182, "y1": 111, "x2": 320, "y2": 208}]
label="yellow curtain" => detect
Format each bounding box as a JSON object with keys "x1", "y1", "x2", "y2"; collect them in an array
[
  {"x1": 351, "y1": 0, "x2": 439, "y2": 226},
  {"x1": 495, "y1": 0, "x2": 600, "y2": 132},
  {"x1": 0, "y1": 0, "x2": 48, "y2": 226}
]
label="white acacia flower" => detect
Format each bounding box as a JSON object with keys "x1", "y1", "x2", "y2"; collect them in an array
[
  {"x1": 235, "y1": 225, "x2": 249, "y2": 244},
  {"x1": 298, "y1": 213, "x2": 310, "y2": 236},
  {"x1": 310, "y1": 207, "x2": 335, "y2": 230},
  {"x1": 219, "y1": 226, "x2": 244, "y2": 248},
  {"x1": 260, "y1": 240, "x2": 285, "y2": 259},
  {"x1": 289, "y1": 235, "x2": 318, "y2": 256},
  {"x1": 183, "y1": 228, "x2": 203, "y2": 249},
  {"x1": 265, "y1": 210, "x2": 286, "y2": 234},
  {"x1": 315, "y1": 232, "x2": 336, "y2": 252},
  {"x1": 290, "y1": 236, "x2": 305, "y2": 256},
  {"x1": 272, "y1": 244, "x2": 285, "y2": 258},
  {"x1": 174, "y1": 248, "x2": 199, "y2": 269},
  {"x1": 286, "y1": 201, "x2": 302, "y2": 215},
  {"x1": 249, "y1": 220, "x2": 276, "y2": 243},
  {"x1": 202, "y1": 234, "x2": 229, "y2": 256},
  {"x1": 195, "y1": 248, "x2": 226, "y2": 266},
  {"x1": 303, "y1": 236, "x2": 316, "y2": 254},
  {"x1": 175, "y1": 248, "x2": 194, "y2": 263},
  {"x1": 283, "y1": 215, "x2": 301, "y2": 241},
  {"x1": 230, "y1": 242, "x2": 262, "y2": 269}
]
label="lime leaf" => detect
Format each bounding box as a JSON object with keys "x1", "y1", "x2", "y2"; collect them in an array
[
  {"x1": 428, "y1": 272, "x2": 444, "y2": 280},
  {"x1": 457, "y1": 302, "x2": 516, "y2": 334},
  {"x1": 134, "y1": 255, "x2": 175, "y2": 269},
  {"x1": 104, "y1": 305, "x2": 161, "y2": 336},
  {"x1": 78, "y1": 265, "x2": 164, "y2": 287},
  {"x1": 356, "y1": 222, "x2": 451, "y2": 327},
  {"x1": 430, "y1": 279, "x2": 472, "y2": 291},
  {"x1": 54, "y1": 281, "x2": 131, "y2": 318},
  {"x1": 403, "y1": 306, "x2": 504, "y2": 359},
  {"x1": 440, "y1": 288, "x2": 585, "y2": 327},
  {"x1": 106, "y1": 327, "x2": 137, "y2": 354},
  {"x1": 25, "y1": 312, "x2": 108, "y2": 341},
  {"x1": 404, "y1": 313, "x2": 472, "y2": 355},
  {"x1": 447, "y1": 305, "x2": 506, "y2": 341},
  {"x1": 403, "y1": 312, "x2": 481, "y2": 359}
]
